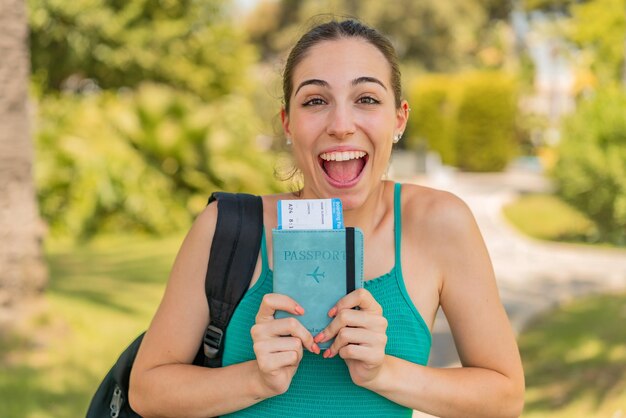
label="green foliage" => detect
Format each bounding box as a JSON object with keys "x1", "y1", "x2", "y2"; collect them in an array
[
  {"x1": 519, "y1": 292, "x2": 626, "y2": 417},
  {"x1": 407, "y1": 71, "x2": 519, "y2": 171},
  {"x1": 522, "y1": 0, "x2": 576, "y2": 13},
  {"x1": 553, "y1": 88, "x2": 626, "y2": 245},
  {"x1": 456, "y1": 72, "x2": 519, "y2": 171},
  {"x1": 28, "y1": 0, "x2": 256, "y2": 99},
  {"x1": 407, "y1": 75, "x2": 458, "y2": 165},
  {"x1": 567, "y1": 0, "x2": 626, "y2": 85},
  {"x1": 0, "y1": 235, "x2": 180, "y2": 417},
  {"x1": 523, "y1": 0, "x2": 625, "y2": 87},
  {"x1": 246, "y1": 0, "x2": 513, "y2": 71},
  {"x1": 35, "y1": 84, "x2": 284, "y2": 239},
  {"x1": 503, "y1": 193, "x2": 598, "y2": 244}
]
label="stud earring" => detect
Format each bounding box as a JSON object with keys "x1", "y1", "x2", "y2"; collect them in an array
[
  {"x1": 393, "y1": 133, "x2": 402, "y2": 144},
  {"x1": 286, "y1": 136, "x2": 292, "y2": 145}
]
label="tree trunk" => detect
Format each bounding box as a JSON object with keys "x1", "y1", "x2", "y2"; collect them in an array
[{"x1": 0, "y1": 0, "x2": 48, "y2": 312}]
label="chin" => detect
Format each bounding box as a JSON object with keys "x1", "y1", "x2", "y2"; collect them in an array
[{"x1": 332, "y1": 187, "x2": 371, "y2": 213}]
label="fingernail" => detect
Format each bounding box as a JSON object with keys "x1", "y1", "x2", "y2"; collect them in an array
[
  {"x1": 311, "y1": 343, "x2": 320, "y2": 355},
  {"x1": 313, "y1": 332, "x2": 325, "y2": 343},
  {"x1": 295, "y1": 305, "x2": 305, "y2": 315},
  {"x1": 328, "y1": 307, "x2": 337, "y2": 317},
  {"x1": 323, "y1": 349, "x2": 332, "y2": 359}
]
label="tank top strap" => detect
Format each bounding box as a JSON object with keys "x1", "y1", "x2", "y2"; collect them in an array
[
  {"x1": 260, "y1": 227, "x2": 270, "y2": 272},
  {"x1": 393, "y1": 182, "x2": 402, "y2": 267}
]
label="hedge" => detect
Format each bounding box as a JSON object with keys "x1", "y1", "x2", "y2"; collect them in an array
[
  {"x1": 407, "y1": 71, "x2": 519, "y2": 172},
  {"x1": 35, "y1": 83, "x2": 284, "y2": 239},
  {"x1": 553, "y1": 87, "x2": 626, "y2": 245}
]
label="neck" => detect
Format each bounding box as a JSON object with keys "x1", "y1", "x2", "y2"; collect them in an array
[{"x1": 343, "y1": 181, "x2": 392, "y2": 236}]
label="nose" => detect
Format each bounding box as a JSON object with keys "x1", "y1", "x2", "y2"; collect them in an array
[{"x1": 325, "y1": 103, "x2": 356, "y2": 140}]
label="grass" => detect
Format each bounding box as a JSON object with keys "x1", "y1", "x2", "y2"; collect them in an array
[
  {"x1": 519, "y1": 293, "x2": 626, "y2": 418},
  {"x1": 2, "y1": 233, "x2": 626, "y2": 417},
  {"x1": 0, "y1": 234, "x2": 182, "y2": 418},
  {"x1": 502, "y1": 193, "x2": 602, "y2": 245}
]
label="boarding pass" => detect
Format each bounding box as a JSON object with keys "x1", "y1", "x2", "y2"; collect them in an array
[{"x1": 277, "y1": 198, "x2": 343, "y2": 230}]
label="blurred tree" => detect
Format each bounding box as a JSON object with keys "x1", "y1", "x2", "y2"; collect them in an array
[
  {"x1": 554, "y1": 87, "x2": 626, "y2": 244},
  {"x1": 523, "y1": 0, "x2": 626, "y2": 86},
  {"x1": 455, "y1": 72, "x2": 519, "y2": 171},
  {"x1": 0, "y1": 0, "x2": 48, "y2": 307},
  {"x1": 407, "y1": 71, "x2": 519, "y2": 171},
  {"x1": 407, "y1": 75, "x2": 458, "y2": 165},
  {"x1": 522, "y1": 0, "x2": 576, "y2": 13},
  {"x1": 566, "y1": 0, "x2": 626, "y2": 85},
  {"x1": 28, "y1": 0, "x2": 256, "y2": 99},
  {"x1": 245, "y1": 0, "x2": 513, "y2": 71},
  {"x1": 35, "y1": 84, "x2": 285, "y2": 239}
]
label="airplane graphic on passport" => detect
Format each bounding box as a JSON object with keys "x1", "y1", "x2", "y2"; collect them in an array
[{"x1": 306, "y1": 266, "x2": 325, "y2": 283}]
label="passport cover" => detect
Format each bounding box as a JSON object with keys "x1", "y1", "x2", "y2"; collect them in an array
[{"x1": 272, "y1": 228, "x2": 364, "y2": 349}]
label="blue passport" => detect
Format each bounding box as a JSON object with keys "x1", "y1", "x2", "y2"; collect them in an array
[{"x1": 272, "y1": 228, "x2": 364, "y2": 349}]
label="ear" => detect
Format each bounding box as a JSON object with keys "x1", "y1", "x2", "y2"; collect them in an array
[
  {"x1": 395, "y1": 100, "x2": 410, "y2": 133},
  {"x1": 281, "y1": 107, "x2": 291, "y2": 137}
]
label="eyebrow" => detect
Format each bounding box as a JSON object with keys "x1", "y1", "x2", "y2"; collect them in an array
[
  {"x1": 294, "y1": 76, "x2": 388, "y2": 96},
  {"x1": 294, "y1": 79, "x2": 329, "y2": 96},
  {"x1": 352, "y1": 76, "x2": 387, "y2": 91}
]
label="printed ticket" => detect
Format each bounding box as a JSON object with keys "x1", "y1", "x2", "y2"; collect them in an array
[{"x1": 277, "y1": 198, "x2": 343, "y2": 230}]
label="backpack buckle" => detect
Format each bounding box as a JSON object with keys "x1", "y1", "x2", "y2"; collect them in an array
[{"x1": 203, "y1": 324, "x2": 223, "y2": 358}]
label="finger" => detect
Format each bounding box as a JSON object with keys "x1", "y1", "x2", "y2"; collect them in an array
[
  {"x1": 329, "y1": 288, "x2": 382, "y2": 317},
  {"x1": 254, "y1": 337, "x2": 305, "y2": 365},
  {"x1": 326, "y1": 327, "x2": 368, "y2": 357},
  {"x1": 337, "y1": 343, "x2": 381, "y2": 363},
  {"x1": 334, "y1": 327, "x2": 373, "y2": 348},
  {"x1": 314, "y1": 309, "x2": 387, "y2": 344},
  {"x1": 257, "y1": 350, "x2": 301, "y2": 373},
  {"x1": 256, "y1": 293, "x2": 304, "y2": 323},
  {"x1": 253, "y1": 336, "x2": 303, "y2": 356},
  {"x1": 251, "y1": 317, "x2": 320, "y2": 354},
  {"x1": 324, "y1": 327, "x2": 387, "y2": 359}
]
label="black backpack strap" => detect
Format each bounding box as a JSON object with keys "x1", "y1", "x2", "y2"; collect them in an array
[
  {"x1": 199, "y1": 192, "x2": 263, "y2": 367},
  {"x1": 87, "y1": 193, "x2": 263, "y2": 418},
  {"x1": 86, "y1": 333, "x2": 145, "y2": 418}
]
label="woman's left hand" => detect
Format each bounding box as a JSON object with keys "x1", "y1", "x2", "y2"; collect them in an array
[{"x1": 313, "y1": 288, "x2": 388, "y2": 387}]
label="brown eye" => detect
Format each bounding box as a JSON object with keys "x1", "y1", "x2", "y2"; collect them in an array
[
  {"x1": 358, "y1": 96, "x2": 380, "y2": 105},
  {"x1": 303, "y1": 98, "x2": 326, "y2": 106}
]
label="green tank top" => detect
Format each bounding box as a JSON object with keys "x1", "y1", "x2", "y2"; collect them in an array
[{"x1": 222, "y1": 183, "x2": 432, "y2": 417}]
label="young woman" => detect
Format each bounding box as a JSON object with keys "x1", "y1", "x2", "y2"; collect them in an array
[{"x1": 130, "y1": 19, "x2": 524, "y2": 418}]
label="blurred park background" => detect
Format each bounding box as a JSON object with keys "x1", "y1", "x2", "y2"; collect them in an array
[{"x1": 1, "y1": 0, "x2": 625, "y2": 416}]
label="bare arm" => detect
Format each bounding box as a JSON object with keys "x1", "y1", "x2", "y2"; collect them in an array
[
  {"x1": 129, "y1": 203, "x2": 317, "y2": 417},
  {"x1": 371, "y1": 192, "x2": 524, "y2": 417},
  {"x1": 321, "y1": 191, "x2": 524, "y2": 417}
]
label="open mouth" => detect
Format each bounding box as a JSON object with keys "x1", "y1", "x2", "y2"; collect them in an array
[{"x1": 319, "y1": 150, "x2": 368, "y2": 187}]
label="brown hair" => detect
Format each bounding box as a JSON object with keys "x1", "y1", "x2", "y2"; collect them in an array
[{"x1": 282, "y1": 19, "x2": 402, "y2": 113}]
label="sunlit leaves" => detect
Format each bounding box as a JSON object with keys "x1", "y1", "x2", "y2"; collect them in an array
[
  {"x1": 28, "y1": 0, "x2": 256, "y2": 99},
  {"x1": 35, "y1": 85, "x2": 284, "y2": 239}
]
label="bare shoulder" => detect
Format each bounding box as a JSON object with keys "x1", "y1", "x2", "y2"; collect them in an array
[
  {"x1": 133, "y1": 201, "x2": 221, "y2": 368},
  {"x1": 401, "y1": 183, "x2": 493, "y2": 299},
  {"x1": 400, "y1": 183, "x2": 478, "y2": 242},
  {"x1": 190, "y1": 200, "x2": 219, "y2": 241},
  {"x1": 190, "y1": 191, "x2": 284, "y2": 252},
  {"x1": 158, "y1": 201, "x2": 219, "y2": 304}
]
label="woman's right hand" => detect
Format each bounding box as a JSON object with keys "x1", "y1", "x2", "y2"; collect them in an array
[{"x1": 251, "y1": 293, "x2": 320, "y2": 396}]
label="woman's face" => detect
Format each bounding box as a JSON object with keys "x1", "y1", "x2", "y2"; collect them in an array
[{"x1": 282, "y1": 38, "x2": 408, "y2": 210}]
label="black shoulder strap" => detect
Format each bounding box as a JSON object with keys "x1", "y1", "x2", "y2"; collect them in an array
[
  {"x1": 87, "y1": 193, "x2": 262, "y2": 418},
  {"x1": 199, "y1": 192, "x2": 263, "y2": 367}
]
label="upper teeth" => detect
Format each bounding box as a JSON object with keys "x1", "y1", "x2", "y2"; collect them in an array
[{"x1": 320, "y1": 151, "x2": 366, "y2": 162}]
